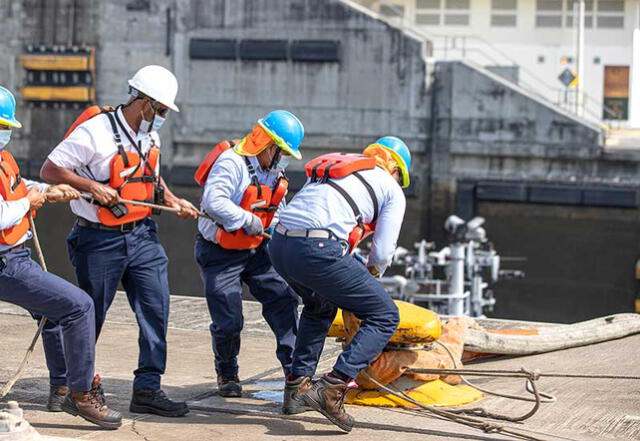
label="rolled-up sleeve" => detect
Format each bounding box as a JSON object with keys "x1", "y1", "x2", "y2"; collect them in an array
[
  {"x1": 202, "y1": 156, "x2": 253, "y2": 232},
  {"x1": 24, "y1": 178, "x2": 49, "y2": 193},
  {"x1": 47, "y1": 126, "x2": 95, "y2": 169},
  {"x1": 367, "y1": 186, "x2": 406, "y2": 274}
]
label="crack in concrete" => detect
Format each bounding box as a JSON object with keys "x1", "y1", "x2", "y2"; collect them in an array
[{"x1": 130, "y1": 419, "x2": 152, "y2": 441}]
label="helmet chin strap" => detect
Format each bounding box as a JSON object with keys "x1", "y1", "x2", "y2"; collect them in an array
[{"x1": 267, "y1": 147, "x2": 282, "y2": 171}]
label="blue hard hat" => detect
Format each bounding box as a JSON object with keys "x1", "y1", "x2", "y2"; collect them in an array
[
  {"x1": 370, "y1": 136, "x2": 411, "y2": 188},
  {"x1": 258, "y1": 110, "x2": 304, "y2": 160},
  {"x1": 0, "y1": 86, "x2": 21, "y2": 129}
]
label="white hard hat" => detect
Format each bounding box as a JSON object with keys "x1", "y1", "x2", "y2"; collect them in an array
[{"x1": 128, "y1": 65, "x2": 180, "y2": 112}]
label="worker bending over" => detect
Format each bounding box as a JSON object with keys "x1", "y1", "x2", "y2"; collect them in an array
[
  {"x1": 268, "y1": 136, "x2": 411, "y2": 431},
  {"x1": 194, "y1": 111, "x2": 302, "y2": 402},
  {"x1": 0, "y1": 86, "x2": 122, "y2": 429},
  {"x1": 40, "y1": 66, "x2": 199, "y2": 417}
]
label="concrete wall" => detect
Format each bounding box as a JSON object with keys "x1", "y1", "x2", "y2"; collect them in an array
[
  {"x1": 358, "y1": 0, "x2": 636, "y2": 123},
  {"x1": 0, "y1": 0, "x2": 638, "y2": 319},
  {"x1": 426, "y1": 60, "x2": 618, "y2": 239}
]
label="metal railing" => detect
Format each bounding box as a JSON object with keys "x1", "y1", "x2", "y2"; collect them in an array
[{"x1": 347, "y1": 0, "x2": 616, "y2": 131}]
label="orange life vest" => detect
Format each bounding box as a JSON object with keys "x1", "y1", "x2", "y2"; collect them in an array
[
  {"x1": 64, "y1": 106, "x2": 161, "y2": 226},
  {"x1": 63, "y1": 105, "x2": 115, "y2": 140},
  {"x1": 0, "y1": 151, "x2": 34, "y2": 245},
  {"x1": 305, "y1": 153, "x2": 379, "y2": 252},
  {"x1": 194, "y1": 141, "x2": 289, "y2": 250}
]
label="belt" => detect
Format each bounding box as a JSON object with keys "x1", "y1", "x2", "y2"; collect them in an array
[
  {"x1": 76, "y1": 217, "x2": 142, "y2": 233},
  {"x1": 0, "y1": 243, "x2": 26, "y2": 257},
  {"x1": 275, "y1": 224, "x2": 338, "y2": 240}
]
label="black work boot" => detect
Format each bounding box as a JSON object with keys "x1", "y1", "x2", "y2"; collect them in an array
[
  {"x1": 299, "y1": 374, "x2": 355, "y2": 432},
  {"x1": 61, "y1": 375, "x2": 122, "y2": 429},
  {"x1": 282, "y1": 376, "x2": 313, "y2": 415},
  {"x1": 47, "y1": 385, "x2": 69, "y2": 412},
  {"x1": 130, "y1": 389, "x2": 189, "y2": 417},
  {"x1": 217, "y1": 376, "x2": 242, "y2": 397}
]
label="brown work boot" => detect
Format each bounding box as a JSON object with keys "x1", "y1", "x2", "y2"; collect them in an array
[
  {"x1": 298, "y1": 374, "x2": 354, "y2": 432},
  {"x1": 282, "y1": 376, "x2": 313, "y2": 415},
  {"x1": 47, "y1": 385, "x2": 69, "y2": 412},
  {"x1": 217, "y1": 375, "x2": 242, "y2": 397},
  {"x1": 61, "y1": 375, "x2": 122, "y2": 429}
]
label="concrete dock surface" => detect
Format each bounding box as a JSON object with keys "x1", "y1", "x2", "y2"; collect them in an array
[{"x1": 1, "y1": 295, "x2": 638, "y2": 441}]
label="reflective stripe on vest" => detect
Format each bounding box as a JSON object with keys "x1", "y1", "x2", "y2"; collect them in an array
[
  {"x1": 304, "y1": 153, "x2": 379, "y2": 252},
  {"x1": 0, "y1": 151, "x2": 32, "y2": 245},
  {"x1": 196, "y1": 143, "x2": 289, "y2": 250}
]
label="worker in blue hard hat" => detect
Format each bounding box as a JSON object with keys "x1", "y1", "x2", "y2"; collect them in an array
[
  {"x1": 0, "y1": 86, "x2": 122, "y2": 428},
  {"x1": 193, "y1": 110, "x2": 303, "y2": 400},
  {"x1": 267, "y1": 136, "x2": 411, "y2": 431}
]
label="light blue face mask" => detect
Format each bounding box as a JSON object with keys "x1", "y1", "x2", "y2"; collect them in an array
[
  {"x1": 151, "y1": 114, "x2": 166, "y2": 132},
  {"x1": 275, "y1": 154, "x2": 290, "y2": 171},
  {"x1": 138, "y1": 116, "x2": 151, "y2": 138},
  {"x1": 0, "y1": 130, "x2": 11, "y2": 149},
  {"x1": 138, "y1": 105, "x2": 167, "y2": 137}
]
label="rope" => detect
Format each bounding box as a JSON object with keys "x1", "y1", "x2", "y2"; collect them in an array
[
  {"x1": 432, "y1": 341, "x2": 557, "y2": 405},
  {"x1": 0, "y1": 215, "x2": 48, "y2": 399},
  {"x1": 362, "y1": 372, "x2": 549, "y2": 441},
  {"x1": 405, "y1": 368, "x2": 640, "y2": 381}
]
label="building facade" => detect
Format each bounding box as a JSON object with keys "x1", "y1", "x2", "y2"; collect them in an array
[
  {"x1": 358, "y1": 0, "x2": 639, "y2": 125},
  {"x1": 0, "y1": 0, "x2": 637, "y2": 321}
]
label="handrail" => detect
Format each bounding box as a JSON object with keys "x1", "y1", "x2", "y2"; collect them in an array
[{"x1": 353, "y1": 1, "x2": 613, "y2": 127}]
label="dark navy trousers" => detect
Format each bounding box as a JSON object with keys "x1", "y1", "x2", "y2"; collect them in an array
[
  {"x1": 0, "y1": 248, "x2": 95, "y2": 392},
  {"x1": 194, "y1": 236, "x2": 299, "y2": 378},
  {"x1": 43, "y1": 218, "x2": 171, "y2": 391},
  {"x1": 267, "y1": 231, "x2": 399, "y2": 380}
]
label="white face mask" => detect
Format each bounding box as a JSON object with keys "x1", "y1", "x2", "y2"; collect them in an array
[
  {"x1": 275, "y1": 154, "x2": 290, "y2": 171},
  {"x1": 0, "y1": 130, "x2": 11, "y2": 149},
  {"x1": 151, "y1": 114, "x2": 166, "y2": 132},
  {"x1": 138, "y1": 104, "x2": 166, "y2": 137}
]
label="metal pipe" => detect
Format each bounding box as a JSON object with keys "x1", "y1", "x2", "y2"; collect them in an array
[
  {"x1": 449, "y1": 243, "x2": 466, "y2": 315},
  {"x1": 575, "y1": 0, "x2": 585, "y2": 117},
  {"x1": 165, "y1": 7, "x2": 172, "y2": 57}
]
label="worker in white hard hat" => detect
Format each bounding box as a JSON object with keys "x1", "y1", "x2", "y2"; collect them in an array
[{"x1": 40, "y1": 65, "x2": 199, "y2": 417}]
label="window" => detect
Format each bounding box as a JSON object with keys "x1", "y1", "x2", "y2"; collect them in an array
[
  {"x1": 417, "y1": 0, "x2": 440, "y2": 7},
  {"x1": 491, "y1": 15, "x2": 517, "y2": 26},
  {"x1": 536, "y1": 0, "x2": 562, "y2": 27},
  {"x1": 492, "y1": 0, "x2": 517, "y2": 9},
  {"x1": 597, "y1": 16, "x2": 624, "y2": 27},
  {"x1": 416, "y1": 13, "x2": 440, "y2": 24},
  {"x1": 445, "y1": 0, "x2": 470, "y2": 9},
  {"x1": 596, "y1": 0, "x2": 624, "y2": 28},
  {"x1": 538, "y1": 0, "x2": 625, "y2": 29},
  {"x1": 491, "y1": 0, "x2": 517, "y2": 27},
  {"x1": 537, "y1": 0, "x2": 562, "y2": 10},
  {"x1": 597, "y1": 0, "x2": 624, "y2": 11},
  {"x1": 536, "y1": 15, "x2": 563, "y2": 26},
  {"x1": 416, "y1": 0, "x2": 470, "y2": 26},
  {"x1": 444, "y1": 14, "x2": 469, "y2": 25}
]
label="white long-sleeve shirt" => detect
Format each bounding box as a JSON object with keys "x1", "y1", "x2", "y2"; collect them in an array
[
  {"x1": 0, "y1": 176, "x2": 49, "y2": 252},
  {"x1": 278, "y1": 166, "x2": 406, "y2": 274},
  {"x1": 198, "y1": 147, "x2": 284, "y2": 243}
]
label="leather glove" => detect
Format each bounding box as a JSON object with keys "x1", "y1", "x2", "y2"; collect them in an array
[
  {"x1": 368, "y1": 266, "x2": 381, "y2": 277},
  {"x1": 243, "y1": 213, "x2": 264, "y2": 236}
]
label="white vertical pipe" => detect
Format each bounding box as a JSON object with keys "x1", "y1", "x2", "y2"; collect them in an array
[
  {"x1": 449, "y1": 243, "x2": 466, "y2": 316},
  {"x1": 576, "y1": 0, "x2": 585, "y2": 117},
  {"x1": 629, "y1": 0, "x2": 640, "y2": 127}
]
